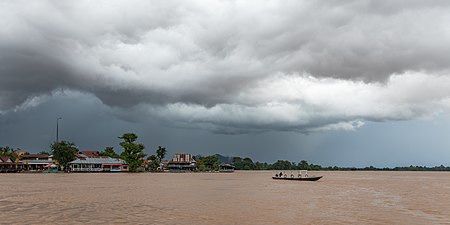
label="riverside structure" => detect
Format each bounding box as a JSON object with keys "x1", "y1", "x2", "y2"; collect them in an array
[{"x1": 69, "y1": 157, "x2": 128, "y2": 172}]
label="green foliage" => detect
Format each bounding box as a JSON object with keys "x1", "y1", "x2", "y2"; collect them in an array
[
  {"x1": 233, "y1": 157, "x2": 255, "y2": 170},
  {"x1": 145, "y1": 146, "x2": 167, "y2": 171},
  {"x1": 297, "y1": 160, "x2": 310, "y2": 170},
  {"x1": 197, "y1": 163, "x2": 206, "y2": 171},
  {"x1": 156, "y1": 146, "x2": 167, "y2": 162},
  {"x1": 38, "y1": 151, "x2": 50, "y2": 155},
  {"x1": 147, "y1": 154, "x2": 159, "y2": 171},
  {"x1": 230, "y1": 157, "x2": 325, "y2": 171},
  {"x1": 147, "y1": 154, "x2": 157, "y2": 161},
  {"x1": 99, "y1": 146, "x2": 119, "y2": 158},
  {"x1": 119, "y1": 133, "x2": 146, "y2": 172},
  {"x1": 255, "y1": 162, "x2": 270, "y2": 170},
  {"x1": 198, "y1": 155, "x2": 220, "y2": 171},
  {"x1": 51, "y1": 141, "x2": 78, "y2": 170},
  {"x1": 244, "y1": 158, "x2": 255, "y2": 170},
  {"x1": 0, "y1": 146, "x2": 19, "y2": 161},
  {"x1": 232, "y1": 157, "x2": 242, "y2": 169},
  {"x1": 230, "y1": 157, "x2": 450, "y2": 171},
  {"x1": 271, "y1": 160, "x2": 296, "y2": 170},
  {"x1": 119, "y1": 133, "x2": 138, "y2": 143}
]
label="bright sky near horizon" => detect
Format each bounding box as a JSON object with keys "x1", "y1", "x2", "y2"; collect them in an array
[{"x1": 1, "y1": 0, "x2": 450, "y2": 166}]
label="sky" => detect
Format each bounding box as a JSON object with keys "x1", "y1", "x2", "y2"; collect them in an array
[{"x1": 1, "y1": 0, "x2": 450, "y2": 167}]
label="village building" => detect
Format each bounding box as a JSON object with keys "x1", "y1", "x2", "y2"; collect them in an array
[
  {"x1": 20, "y1": 154, "x2": 55, "y2": 171},
  {"x1": 167, "y1": 153, "x2": 197, "y2": 172},
  {"x1": 21, "y1": 154, "x2": 51, "y2": 161},
  {"x1": 0, "y1": 156, "x2": 23, "y2": 173},
  {"x1": 69, "y1": 157, "x2": 128, "y2": 172}
]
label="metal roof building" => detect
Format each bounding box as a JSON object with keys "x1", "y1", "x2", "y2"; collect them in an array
[
  {"x1": 69, "y1": 158, "x2": 128, "y2": 172},
  {"x1": 70, "y1": 158, "x2": 126, "y2": 164}
]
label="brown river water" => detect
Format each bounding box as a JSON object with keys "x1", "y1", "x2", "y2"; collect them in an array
[{"x1": 1, "y1": 171, "x2": 450, "y2": 224}]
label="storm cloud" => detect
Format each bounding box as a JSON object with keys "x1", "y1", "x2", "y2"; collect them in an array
[{"x1": 1, "y1": 0, "x2": 450, "y2": 133}]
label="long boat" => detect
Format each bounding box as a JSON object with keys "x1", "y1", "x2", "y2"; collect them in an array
[
  {"x1": 272, "y1": 176, "x2": 323, "y2": 181},
  {"x1": 272, "y1": 170, "x2": 323, "y2": 181}
]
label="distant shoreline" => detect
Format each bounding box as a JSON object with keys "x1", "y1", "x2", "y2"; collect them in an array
[{"x1": 3, "y1": 169, "x2": 450, "y2": 175}]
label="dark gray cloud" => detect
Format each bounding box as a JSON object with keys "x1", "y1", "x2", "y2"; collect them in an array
[
  {"x1": 2, "y1": 91, "x2": 450, "y2": 167},
  {"x1": 1, "y1": 0, "x2": 450, "y2": 133}
]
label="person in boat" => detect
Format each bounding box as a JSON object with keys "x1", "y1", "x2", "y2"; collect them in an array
[{"x1": 279, "y1": 172, "x2": 283, "y2": 177}]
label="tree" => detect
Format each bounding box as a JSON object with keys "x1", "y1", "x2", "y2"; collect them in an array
[
  {"x1": 99, "y1": 147, "x2": 119, "y2": 158},
  {"x1": 197, "y1": 162, "x2": 206, "y2": 171},
  {"x1": 271, "y1": 160, "x2": 296, "y2": 170},
  {"x1": 309, "y1": 163, "x2": 322, "y2": 170},
  {"x1": 232, "y1": 157, "x2": 243, "y2": 170},
  {"x1": 156, "y1": 146, "x2": 167, "y2": 162},
  {"x1": 298, "y1": 160, "x2": 310, "y2": 170},
  {"x1": 119, "y1": 133, "x2": 146, "y2": 172},
  {"x1": 201, "y1": 155, "x2": 220, "y2": 171},
  {"x1": 38, "y1": 151, "x2": 50, "y2": 155},
  {"x1": 146, "y1": 155, "x2": 160, "y2": 171},
  {"x1": 146, "y1": 146, "x2": 167, "y2": 171},
  {"x1": 255, "y1": 162, "x2": 270, "y2": 170},
  {"x1": 0, "y1": 146, "x2": 19, "y2": 161},
  {"x1": 51, "y1": 141, "x2": 78, "y2": 171},
  {"x1": 242, "y1": 157, "x2": 256, "y2": 170}
]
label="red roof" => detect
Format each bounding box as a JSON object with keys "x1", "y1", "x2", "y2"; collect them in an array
[
  {"x1": 20, "y1": 154, "x2": 49, "y2": 159},
  {"x1": 0, "y1": 156, "x2": 12, "y2": 163},
  {"x1": 78, "y1": 150, "x2": 100, "y2": 158},
  {"x1": 0, "y1": 156, "x2": 22, "y2": 165}
]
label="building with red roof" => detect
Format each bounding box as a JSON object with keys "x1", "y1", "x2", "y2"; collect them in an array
[
  {"x1": 167, "y1": 153, "x2": 197, "y2": 172},
  {"x1": 0, "y1": 156, "x2": 23, "y2": 173}
]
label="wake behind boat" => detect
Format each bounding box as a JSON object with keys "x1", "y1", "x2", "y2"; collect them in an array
[{"x1": 272, "y1": 170, "x2": 322, "y2": 181}]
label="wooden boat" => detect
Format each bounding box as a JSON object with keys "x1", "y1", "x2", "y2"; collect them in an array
[
  {"x1": 272, "y1": 176, "x2": 323, "y2": 181},
  {"x1": 272, "y1": 170, "x2": 322, "y2": 181}
]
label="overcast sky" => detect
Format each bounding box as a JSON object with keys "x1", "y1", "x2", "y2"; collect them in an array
[{"x1": 1, "y1": 0, "x2": 450, "y2": 167}]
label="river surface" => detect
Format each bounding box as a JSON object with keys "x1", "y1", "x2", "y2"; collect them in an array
[{"x1": 1, "y1": 171, "x2": 449, "y2": 224}]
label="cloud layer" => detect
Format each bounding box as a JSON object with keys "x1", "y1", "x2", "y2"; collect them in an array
[{"x1": 1, "y1": 0, "x2": 450, "y2": 133}]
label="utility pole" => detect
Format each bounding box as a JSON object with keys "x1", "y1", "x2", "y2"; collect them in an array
[{"x1": 56, "y1": 117, "x2": 62, "y2": 142}]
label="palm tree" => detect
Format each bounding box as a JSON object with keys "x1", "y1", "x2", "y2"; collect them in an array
[{"x1": 0, "y1": 146, "x2": 19, "y2": 161}]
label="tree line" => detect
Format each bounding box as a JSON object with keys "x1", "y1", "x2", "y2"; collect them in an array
[
  {"x1": 230, "y1": 158, "x2": 324, "y2": 170},
  {"x1": 3, "y1": 136, "x2": 450, "y2": 172},
  {"x1": 229, "y1": 157, "x2": 450, "y2": 171},
  {"x1": 1, "y1": 133, "x2": 162, "y2": 173}
]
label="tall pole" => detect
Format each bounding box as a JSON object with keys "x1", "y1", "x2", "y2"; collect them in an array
[{"x1": 56, "y1": 117, "x2": 62, "y2": 142}]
